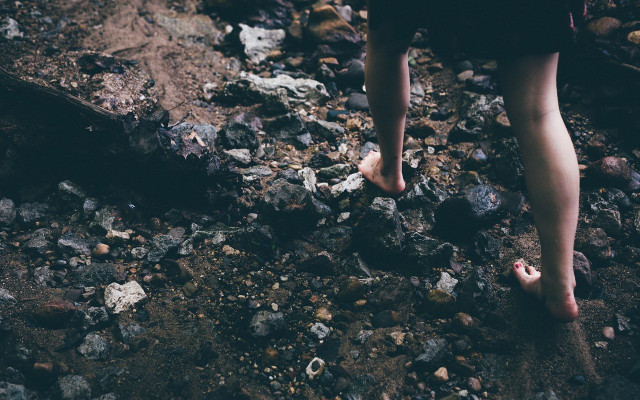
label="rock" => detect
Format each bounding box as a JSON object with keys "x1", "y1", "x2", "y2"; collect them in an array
[
  {"x1": 17, "y1": 203, "x2": 48, "y2": 225},
  {"x1": 588, "y1": 156, "x2": 637, "y2": 190},
  {"x1": 261, "y1": 178, "x2": 316, "y2": 228},
  {"x1": 57, "y1": 375, "x2": 91, "y2": 400},
  {"x1": 250, "y1": 311, "x2": 285, "y2": 338},
  {"x1": 292, "y1": 241, "x2": 334, "y2": 275},
  {"x1": 69, "y1": 263, "x2": 116, "y2": 287},
  {"x1": 359, "y1": 142, "x2": 379, "y2": 158},
  {"x1": 222, "y1": 72, "x2": 330, "y2": 106},
  {"x1": 588, "y1": 375, "x2": 640, "y2": 400},
  {"x1": 306, "y1": 357, "x2": 325, "y2": 380},
  {"x1": 33, "y1": 300, "x2": 80, "y2": 328},
  {"x1": 449, "y1": 92, "x2": 504, "y2": 142},
  {"x1": 104, "y1": 281, "x2": 147, "y2": 314},
  {"x1": 336, "y1": 277, "x2": 365, "y2": 302},
  {"x1": 628, "y1": 31, "x2": 640, "y2": 45},
  {"x1": 602, "y1": 326, "x2": 615, "y2": 341},
  {"x1": 307, "y1": 119, "x2": 345, "y2": 142},
  {"x1": 0, "y1": 382, "x2": 31, "y2": 399},
  {"x1": 238, "y1": 24, "x2": 285, "y2": 64},
  {"x1": 58, "y1": 181, "x2": 86, "y2": 204},
  {"x1": 424, "y1": 289, "x2": 456, "y2": 316},
  {"x1": 93, "y1": 243, "x2": 111, "y2": 257},
  {"x1": 403, "y1": 232, "x2": 454, "y2": 271},
  {"x1": 90, "y1": 207, "x2": 115, "y2": 234},
  {"x1": 414, "y1": 338, "x2": 449, "y2": 372},
  {"x1": 298, "y1": 167, "x2": 317, "y2": 193},
  {"x1": 473, "y1": 230, "x2": 501, "y2": 262},
  {"x1": 573, "y1": 251, "x2": 593, "y2": 297},
  {"x1": 458, "y1": 266, "x2": 494, "y2": 317},
  {"x1": 83, "y1": 198, "x2": 99, "y2": 219},
  {"x1": 58, "y1": 233, "x2": 93, "y2": 257},
  {"x1": 397, "y1": 175, "x2": 448, "y2": 208},
  {"x1": 355, "y1": 197, "x2": 404, "y2": 262},
  {"x1": 593, "y1": 208, "x2": 622, "y2": 236},
  {"x1": 223, "y1": 148, "x2": 252, "y2": 165},
  {"x1": 337, "y1": 60, "x2": 365, "y2": 88},
  {"x1": 453, "y1": 312, "x2": 476, "y2": 332},
  {"x1": 346, "y1": 93, "x2": 369, "y2": 111},
  {"x1": 432, "y1": 367, "x2": 449, "y2": 382},
  {"x1": 587, "y1": 17, "x2": 622, "y2": 38},
  {"x1": 317, "y1": 164, "x2": 351, "y2": 180},
  {"x1": 0, "y1": 288, "x2": 16, "y2": 311},
  {"x1": 220, "y1": 122, "x2": 258, "y2": 150},
  {"x1": 616, "y1": 314, "x2": 631, "y2": 333},
  {"x1": 575, "y1": 227, "x2": 612, "y2": 266},
  {"x1": 24, "y1": 228, "x2": 51, "y2": 256},
  {"x1": 77, "y1": 333, "x2": 109, "y2": 360},
  {"x1": 455, "y1": 60, "x2": 474, "y2": 73},
  {"x1": 265, "y1": 113, "x2": 312, "y2": 149},
  {"x1": 467, "y1": 377, "x2": 482, "y2": 392},
  {"x1": 1, "y1": 18, "x2": 23, "y2": 40},
  {"x1": 371, "y1": 310, "x2": 401, "y2": 327},
  {"x1": 115, "y1": 321, "x2": 146, "y2": 344},
  {"x1": 307, "y1": 5, "x2": 359, "y2": 51},
  {"x1": 435, "y1": 272, "x2": 458, "y2": 294},
  {"x1": 330, "y1": 172, "x2": 366, "y2": 198},
  {"x1": 493, "y1": 137, "x2": 524, "y2": 188},
  {"x1": 81, "y1": 307, "x2": 110, "y2": 331},
  {"x1": 435, "y1": 184, "x2": 506, "y2": 236},
  {"x1": 228, "y1": 224, "x2": 278, "y2": 259},
  {"x1": 310, "y1": 322, "x2": 330, "y2": 340},
  {"x1": 0, "y1": 198, "x2": 16, "y2": 226},
  {"x1": 147, "y1": 235, "x2": 182, "y2": 263}
]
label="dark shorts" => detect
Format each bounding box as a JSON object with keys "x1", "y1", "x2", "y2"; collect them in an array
[{"x1": 368, "y1": 0, "x2": 585, "y2": 58}]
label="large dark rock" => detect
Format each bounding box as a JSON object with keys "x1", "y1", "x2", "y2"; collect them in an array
[
  {"x1": 413, "y1": 338, "x2": 450, "y2": 372},
  {"x1": 588, "y1": 156, "x2": 640, "y2": 191},
  {"x1": 458, "y1": 266, "x2": 494, "y2": 317},
  {"x1": 307, "y1": 5, "x2": 360, "y2": 55},
  {"x1": 228, "y1": 224, "x2": 278, "y2": 259},
  {"x1": 147, "y1": 235, "x2": 182, "y2": 263},
  {"x1": 355, "y1": 197, "x2": 404, "y2": 263},
  {"x1": 58, "y1": 233, "x2": 93, "y2": 257},
  {"x1": 575, "y1": 227, "x2": 612, "y2": 267},
  {"x1": 473, "y1": 230, "x2": 501, "y2": 263},
  {"x1": 17, "y1": 203, "x2": 48, "y2": 225},
  {"x1": 265, "y1": 113, "x2": 312, "y2": 149},
  {"x1": 69, "y1": 263, "x2": 116, "y2": 287},
  {"x1": 493, "y1": 137, "x2": 524, "y2": 188},
  {"x1": 435, "y1": 184, "x2": 506, "y2": 238},
  {"x1": 403, "y1": 232, "x2": 454, "y2": 272},
  {"x1": 397, "y1": 175, "x2": 448, "y2": 209},
  {"x1": 345, "y1": 93, "x2": 368, "y2": 111},
  {"x1": 261, "y1": 178, "x2": 318, "y2": 230},
  {"x1": 448, "y1": 92, "x2": 504, "y2": 143},
  {"x1": 291, "y1": 240, "x2": 334, "y2": 275},
  {"x1": 220, "y1": 122, "x2": 258, "y2": 150}
]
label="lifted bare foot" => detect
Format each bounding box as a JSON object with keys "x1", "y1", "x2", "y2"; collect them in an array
[
  {"x1": 357, "y1": 151, "x2": 406, "y2": 195},
  {"x1": 512, "y1": 260, "x2": 579, "y2": 322}
]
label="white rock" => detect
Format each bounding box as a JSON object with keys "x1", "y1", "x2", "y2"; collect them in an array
[
  {"x1": 435, "y1": 272, "x2": 458, "y2": 294},
  {"x1": 305, "y1": 357, "x2": 325, "y2": 379},
  {"x1": 337, "y1": 212, "x2": 350, "y2": 223},
  {"x1": 298, "y1": 167, "x2": 317, "y2": 193},
  {"x1": 0, "y1": 288, "x2": 17, "y2": 307},
  {"x1": 223, "y1": 148, "x2": 252, "y2": 165},
  {"x1": 238, "y1": 24, "x2": 285, "y2": 64},
  {"x1": 104, "y1": 281, "x2": 147, "y2": 314},
  {"x1": 1, "y1": 18, "x2": 23, "y2": 40},
  {"x1": 225, "y1": 72, "x2": 330, "y2": 105},
  {"x1": 330, "y1": 172, "x2": 365, "y2": 197},
  {"x1": 310, "y1": 322, "x2": 330, "y2": 340}
]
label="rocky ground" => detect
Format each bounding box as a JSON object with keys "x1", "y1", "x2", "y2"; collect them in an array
[{"x1": 1, "y1": 0, "x2": 640, "y2": 399}]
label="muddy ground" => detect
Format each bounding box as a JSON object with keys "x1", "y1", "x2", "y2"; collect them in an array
[{"x1": 1, "y1": 0, "x2": 640, "y2": 399}]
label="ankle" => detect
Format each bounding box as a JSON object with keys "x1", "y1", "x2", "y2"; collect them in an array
[{"x1": 379, "y1": 158, "x2": 403, "y2": 180}]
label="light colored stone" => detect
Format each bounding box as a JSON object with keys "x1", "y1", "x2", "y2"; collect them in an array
[
  {"x1": 306, "y1": 357, "x2": 325, "y2": 379},
  {"x1": 0, "y1": 288, "x2": 17, "y2": 307},
  {"x1": 310, "y1": 322, "x2": 330, "y2": 340},
  {"x1": 435, "y1": 272, "x2": 458, "y2": 294},
  {"x1": 238, "y1": 24, "x2": 286, "y2": 64},
  {"x1": 1, "y1": 18, "x2": 23, "y2": 40},
  {"x1": 602, "y1": 326, "x2": 615, "y2": 341},
  {"x1": 223, "y1": 148, "x2": 252, "y2": 165},
  {"x1": 104, "y1": 281, "x2": 147, "y2": 314},
  {"x1": 628, "y1": 30, "x2": 640, "y2": 45},
  {"x1": 433, "y1": 367, "x2": 449, "y2": 382},
  {"x1": 298, "y1": 167, "x2": 317, "y2": 193},
  {"x1": 224, "y1": 72, "x2": 330, "y2": 105},
  {"x1": 330, "y1": 172, "x2": 365, "y2": 197}
]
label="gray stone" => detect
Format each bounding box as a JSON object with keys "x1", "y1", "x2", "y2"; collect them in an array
[
  {"x1": 220, "y1": 122, "x2": 258, "y2": 150},
  {"x1": 57, "y1": 375, "x2": 91, "y2": 400},
  {"x1": 435, "y1": 272, "x2": 458, "y2": 294},
  {"x1": 147, "y1": 235, "x2": 182, "y2": 263},
  {"x1": 222, "y1": 72, "x2": 330, "y2": 106},
  {"x1": 0, "y1": 199, "x2": 16, "y2": 226},
  {"x1": 104, "y1": 281, "x2": 147, "y2": 314},
  {"x1": 250, "y1": 311, "x2": 285, "y2": 338},
  {"x1": 330, "y1": 172, "x2": 365, "y2": 198},
  {"x1": 17, "y1": 203, "x2": 48, "y2": 224},
  {"x1": 355, "y1": 197, "x2": 404, "y2": 260},
  {"x1": 77, "y1": 333, "x2": 109, "y2": 360},
  {"x1": 317, "y1": 164, "x2": 351, "y2": 180},
  {"x1": 115, "y1": 321, "x2": 146, "y2": 344},
  {"x1": 238, "y1": 24, "x2": 285, "y2": 64},
  {"x1": 58, "y1": 181, "x2": 86, "y2": 203},
  {"x1": 1, "y1": 18, "x2": 23, "y2": 40},
  {"x1": 307, "y1": 119, "x2": 345, "y2": 141},
  {"x1": 449, "y1": 91, "x2": 504, "y2": 142},
  {"x1": 414, "y1": 338, "x2": 450, "y2": 372},
  {"x1": 459, "y1": 266, "x2": 494, "y2": 317},
  {"x1": 0, "y1": 382, "x2": 30, "y2": 400},
  {"x1": 223, "y1": 148, "x2": 252, "y2": 165},
  {"x1": 58, "y1": 233, "x2": 93, "y2": 257},
  {"x1": 0, "y1": 288, "x2": 17, "y2": 307},
  {"x1": 90, "y1": 207, "x2": 115, "y2": 234},
  {"x1": 310, "y1": 322, "x2": 330, "y2": 340},
  {"x1": 82, "y1": 307, "x2": 110, "y2": 331},
  {"x1": 24, "y1": 228, "x2": 51, "y2": 255},
  {"x1": 345, "y1": 93, "x2": 368, "y2": 111}
]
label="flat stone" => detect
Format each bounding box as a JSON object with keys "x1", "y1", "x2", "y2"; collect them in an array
[
  {"x1": 238, "y1": 24, "x2": 285, "y2": 64},
  {"x1": 104, "y1": 281, "x2": 147, "y2": 314}
]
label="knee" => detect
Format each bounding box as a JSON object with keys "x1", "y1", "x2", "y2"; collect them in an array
[
  {"x1": 367, "y1": 26, "x2": 414, "y2": 56},
  {"x1": 503, "y1": 96, "x2": 561, "y2": 129}
]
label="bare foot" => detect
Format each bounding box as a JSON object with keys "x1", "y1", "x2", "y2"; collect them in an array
[
  {"x1": 357, "y1": 151, "x2": 406, "y2": 195},
  {"x1": 512, "y1": 260, "x2": 579, "y2": 322}
]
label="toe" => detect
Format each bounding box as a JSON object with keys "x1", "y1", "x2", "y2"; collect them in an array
[{"x1": 526, "y1": 265, "x2": 540, "y2": 276}]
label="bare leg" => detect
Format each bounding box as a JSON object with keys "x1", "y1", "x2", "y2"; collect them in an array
[
  {"x1": 499, "y1": 53, "x2": 579, "y2": 322},
  {"x1": 357, "y1": 15, "x2": 415, "y2": 195}
]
